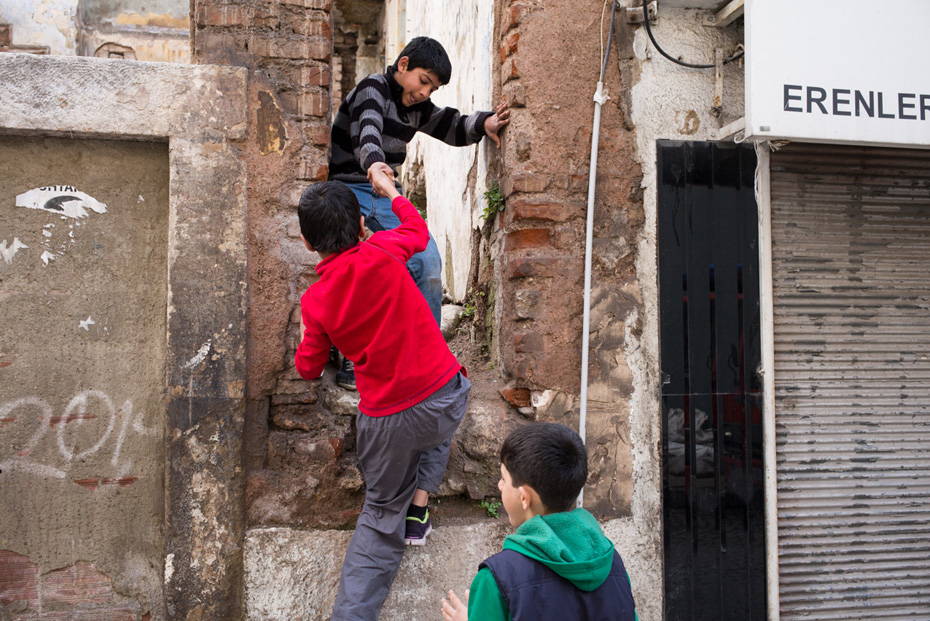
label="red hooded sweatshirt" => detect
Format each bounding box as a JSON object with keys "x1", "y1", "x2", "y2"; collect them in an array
[{"x1": 295, "y1": 196, "x2": 463, "y2": 416}]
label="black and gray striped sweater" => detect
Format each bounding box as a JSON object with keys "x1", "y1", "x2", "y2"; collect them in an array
[{"x1": 328, "y1": 68, "x2": 493, "y2": 185}]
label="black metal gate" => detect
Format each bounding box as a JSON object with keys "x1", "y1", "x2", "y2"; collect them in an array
[{"x1": 657, "y1": 141, "x2": 765, "y2": 620}]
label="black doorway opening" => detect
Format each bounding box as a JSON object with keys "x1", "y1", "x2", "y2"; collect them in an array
[{"x1": 657, "y1": 141, "x2": 766, "y2": 620}]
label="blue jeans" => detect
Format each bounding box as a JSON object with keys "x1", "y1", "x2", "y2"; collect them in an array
[{"x1": 345, "y1": 182, "x2": 442, "y2": 326}]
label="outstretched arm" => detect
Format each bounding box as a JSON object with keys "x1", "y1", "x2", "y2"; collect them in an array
[
  {"x1": 350, "y1": 76, "x2": 391, "y2": 171},
  {"x1": 368, "y1": 162, "x2": 400, "y2": 200}
]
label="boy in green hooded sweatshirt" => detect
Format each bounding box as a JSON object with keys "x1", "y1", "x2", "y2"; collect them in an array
[{"x1": 441, "y1": 423, "x2": 637, "y2": 621}]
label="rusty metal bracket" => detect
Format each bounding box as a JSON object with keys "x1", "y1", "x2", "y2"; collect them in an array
[
  {"x1": 703, "y1": 0, "x2": 744, "y2": 27},
  {"x1": 626, "y1": 1, "x2": 657, "y2": 24},
  {"x1": 713, "y1": 48, "x2": 724, "y2": 116}
]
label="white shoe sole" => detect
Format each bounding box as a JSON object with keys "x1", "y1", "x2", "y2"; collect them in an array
[{"x1": 404, "y1": 524, "x2": 432, "y2": 546}]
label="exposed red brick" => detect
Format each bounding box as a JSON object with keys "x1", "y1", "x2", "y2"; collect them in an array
[
  {"x1": 73, "y1": 478, "x2": 99, "y2": 491},
  {"x1": 505, "y1": 255, "x2": 570, "y2": 279},
  {"x1": 197, "y1": 5, "x2": 251, "y2": 27},
  {"x1": 499, "y1": 31, "x2": 521, "y2": 63},
  {"x1": 504, "y1": 173, "x2": 548, "y2": 195},
  {"x1": 499, "y1": 386, "x2": 531, "y2": 408},
  {"x1": 504, "y1": 32, "x2": 520, "y2": 58},
  {"x1": 197, "y1": 32, "x2": 240, "y2": 57},
  {"x1": 510, "y1": 199, "x2": 571, "y2": 222},
  {"x1": 253, "y1": 4, "x2": 281, "y2": 28},
  {"x1": 301, "y1": 65, "x2": 331, "y2": 87},
  {"x1": 505, "y1": 4, "x2": 532, "y2": 31},
  {"x1": 307, "y1": 37, "x2": 331, "y2": 61},
  {"x1": 504, "y1": 83, "x2": 527, "y2": 108},
  {"x1": 49, "y1": 414, "x2": 96, "y2": 427},
  {"x1": 101, "y1": 477, "x2": 139, "y2": 488},
  {"x1": 328, "y1": 437, "x2": 343, "y2": 458},
  {"x1": 302, "y1": 121, "x2": 330, "y2": 147},
  {"x1": 502, "y1": 58, "x2": 519, "y2": 83},
  {"x1": 0, "y1": 550, "x2": 40, "y2": 608},
  {"x1": 292, "y1": 17, "x2": 332, "y2": 39},
  {"x1": 250, "y1": 36, "x2": 330, "y2": 62},
  {"x1": 568, "y1": 174, "x2": 587, "y2": 192},
  {"x1": 0, "y1": 361, "x2": 12, "y2": 368},
  {"x1": 44, "y1": 562, "x2": 112, "y2": 607},
  {"x1": 298, "y1": 160, "x2": 328, "y2": 182},
  {"x1": 280, "y1": 0, "x2": 331, "y2": 9},
  {"x1": 299, "y1": 90, "x2": 329, "y2": 117},
  {"x1": 505, "y1": 228, "x2": 551, "y2": 251}
]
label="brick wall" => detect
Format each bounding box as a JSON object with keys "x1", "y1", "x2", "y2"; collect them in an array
[
  {"x1": 191, "y1": 0, "x2": 375, "y2": 528},
  {"x1": 492, "y1": 0, "x2": 644, "y2": 517},
  {"x1": 0, "y1": 551, "x2": 149, "y2": 620}
]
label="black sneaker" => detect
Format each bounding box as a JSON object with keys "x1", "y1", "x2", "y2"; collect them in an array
[
  {"x1": 335, "y1": 357, "x2": 356, "y2": 391},
  {"x1": 404, "y1": 507, "x2": 432, "y2": 546}
]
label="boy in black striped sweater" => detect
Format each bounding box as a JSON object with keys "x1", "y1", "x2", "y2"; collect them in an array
[{"x1": 327, "y1": 36, "x2": 509, "y2": 391}]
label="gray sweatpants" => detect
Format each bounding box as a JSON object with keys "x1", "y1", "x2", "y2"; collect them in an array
[{"x1": 330, "y1": 371, "x2": 471, "y2": 621}]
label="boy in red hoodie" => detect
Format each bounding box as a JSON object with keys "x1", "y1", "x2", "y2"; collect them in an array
[{"x1": 295, "y1": 167, "x2": 470, "y2": 621}]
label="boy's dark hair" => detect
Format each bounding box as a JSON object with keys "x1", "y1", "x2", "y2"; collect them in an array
[
  {"x1": 500, "y1": 423, "x2": 588, "y2": 513},
  {"x1": 298, "y1": 181, "x2": 361, "y2": 254},
  {"x1": 393, "y1": 36, "x2": 452, "y2": 85}
]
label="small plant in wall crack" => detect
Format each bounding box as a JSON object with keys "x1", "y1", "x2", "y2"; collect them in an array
[
  {"x1": 481, "y1": 184, "x2": 504, "y2": 220},
  {"x1": 460, "y1": 288, "x2": 484, "y2": 320},
  {"x1": 479, "y1": 500, "x2": 502, "y2": 519}
]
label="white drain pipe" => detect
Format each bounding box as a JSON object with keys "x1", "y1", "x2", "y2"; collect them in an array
[{"x1": 579, "y1": 0, "x2": 616, "y2": 508}]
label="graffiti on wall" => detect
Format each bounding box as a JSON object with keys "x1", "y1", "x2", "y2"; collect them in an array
[{"x1": 0, "y1": 390, "x2": 158, "y2": 488}]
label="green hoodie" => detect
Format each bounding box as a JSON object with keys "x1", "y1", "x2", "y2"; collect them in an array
[{"x1": 467, "y1": 508, "x2": 632, "y2": 621}]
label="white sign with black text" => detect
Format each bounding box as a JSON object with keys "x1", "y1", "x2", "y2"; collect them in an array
[{"x1": 745, "y1": 0, "x2": 930, "y2": 148}]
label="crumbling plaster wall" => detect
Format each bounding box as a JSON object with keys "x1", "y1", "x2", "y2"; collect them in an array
[
  {"x1": 390, "y1": 0, "x2": 497, "y2": 303},
  {"x1": 0, "y1": 0, "x2": 79, "y2": 55},
  {"x1": 79, "y1": 0, "x2": 190, "y2": 62},
  {"x1": 0, "y1": 0, "x2": 190, "y2": 62}
]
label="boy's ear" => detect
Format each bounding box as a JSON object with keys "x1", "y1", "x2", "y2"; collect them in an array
[
  {"x1": 300, "y1": 234, "x2": 314, "y2": 253},
  {"x1": 397, "y1": 56, "x2": 409, "y2": 72},
  {"x1": 518, "y1": 485, "x2": 533, "y2": 511}
]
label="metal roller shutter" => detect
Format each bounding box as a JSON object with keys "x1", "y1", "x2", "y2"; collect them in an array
[{"x1": 770, "y1": 143, "x2": 930, "y2": 618}]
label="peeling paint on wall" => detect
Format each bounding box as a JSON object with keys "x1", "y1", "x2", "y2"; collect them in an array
[
  {"x1": 0, "y1": 237, "x2": 28, "y2": 263},
  {"x1": 0, "y1": 0, "x2": 80, "y2": 56},
  {"x1": 114, "y1": 12, "x2": 189, "y2": 29},
  {"x1": 16, "y1": 185, "x2": 107, "y2": 219},
  {"x1": 257, "y1": 91, "x2": 288, "y2": 156}
]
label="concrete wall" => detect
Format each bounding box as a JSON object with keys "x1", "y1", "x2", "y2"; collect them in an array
[
  {"x1": 0, "y1": 53, "x2": 249, "y2": 619},
  {"x1": 0, "y1": 135, "x2": 168, "y2": 619},
  {"x1": 0, "y1": 0, "x2": 189, "y2": 62}
]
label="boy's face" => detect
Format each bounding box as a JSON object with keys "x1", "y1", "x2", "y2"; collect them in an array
[
  {"x1": 498, "y1": 464, "x2": 527, "y2": 527},
  {"x1": 394, "y1": 56, "x2": 441, "y2": 107}
]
